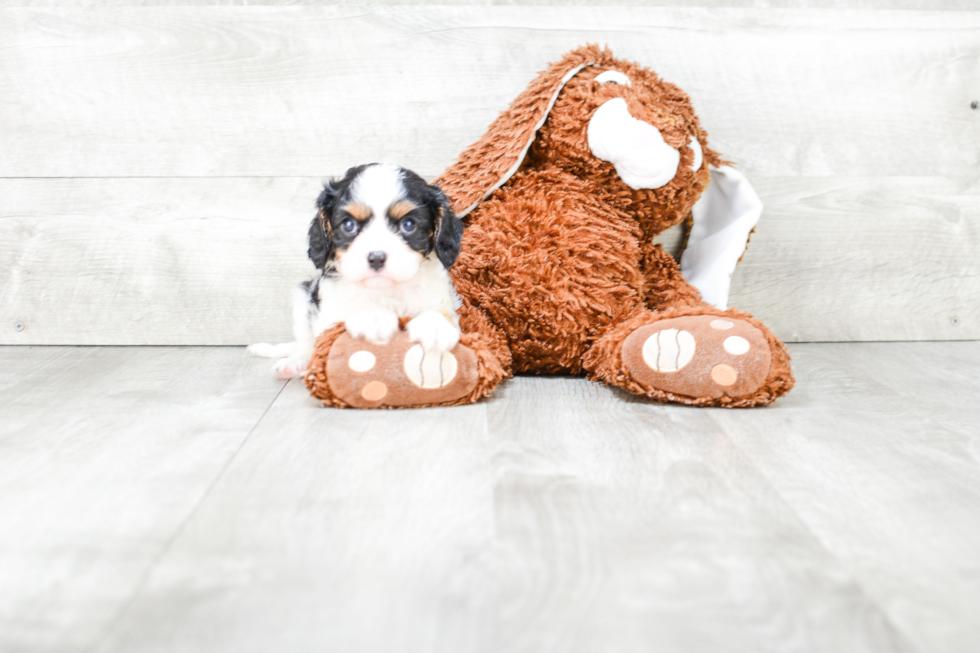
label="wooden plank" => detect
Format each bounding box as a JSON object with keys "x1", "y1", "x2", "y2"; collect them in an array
[
  {"x1": 0, "y1": 7, "x2": 977, "y2": 179},
  {"x1": 481, "y1": 375, "x2": 920, "y2": 653},
  {"x1": 94, "y1": 370, "x2": 920, "y2": 653},
  {"x1": 0, "y1": 346, "x2": 286, "y2": 653},
  {"x1": 729, "y1": 176, "x2": 980, "y2": 342},
  {"x1": 2, "y1": 175, "x2": 977, "y2": 345},
  {"x1": 838, "y1": 340, "x2": 980, "y2": 436},
  {"x1": 94, "y1": 379, "x2": 499, "y2": 653},
  {"x1": 0, "y1": 177, "x2": 318, "y2": 345},
  {"x1": 716, "y1": 342, "x2": 980, "y2": 652},
  {"x1": 3, "y1": 341, "x2": 979, "y2": 651},
  {"x1": 4, "y1": 0, "x2": 979, "y2": 9}
]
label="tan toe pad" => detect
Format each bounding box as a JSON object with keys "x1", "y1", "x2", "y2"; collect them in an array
[{"x1": 622, "y1": 316, "x2": 772, "y2": 400}]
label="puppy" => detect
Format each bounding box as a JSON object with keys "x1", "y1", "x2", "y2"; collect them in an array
[{"x1": 249, "y1": 163, "x2": 465, "y2": 379}]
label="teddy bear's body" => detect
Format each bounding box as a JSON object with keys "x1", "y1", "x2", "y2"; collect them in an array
[
  {"x1": 453, "y1": 168, "x2": 645, "y2": 374},
  {"x1": 306, "y1": 46, "x2": 794, "y2": 408}
]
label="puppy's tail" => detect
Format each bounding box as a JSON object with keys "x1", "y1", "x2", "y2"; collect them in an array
[{"x1": 246, "y1": 342, "x2": 297, "y2": 358}]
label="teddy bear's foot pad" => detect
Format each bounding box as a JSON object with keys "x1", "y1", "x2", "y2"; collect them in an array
[
  {"x1": 622, "y1": 316, "x2": 772, "y2": 400},
  {"x1": 326, "y1": 330, "x2": 479, "y2": 408}
]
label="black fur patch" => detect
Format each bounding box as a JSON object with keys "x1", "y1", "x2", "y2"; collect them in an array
[
  {"x1": 430, "y1": 185, "x2": 464, "y2": 268},
  {"x1": 300, "y1": 275, "x2": 321, "y2": 309},
  {"x1": 395, "y1": 169, "x2": 463, "y2": 266}
]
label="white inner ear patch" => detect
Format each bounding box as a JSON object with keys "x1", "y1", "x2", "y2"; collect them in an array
[
  {"x1": 688, "y1": 137, "x2": 703, "y2": 171},
  {"x1": 681, "y1": 166, "x2": 764, "y2": 310},
  {"x1": 595, "y1": 70, "x2": 631, "y2": 86},
  {"x1": 587, "y1": 98, "x2": 680, "y2": 190}
]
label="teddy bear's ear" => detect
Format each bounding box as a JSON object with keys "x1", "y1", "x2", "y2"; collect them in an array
[
  {"x1": 680, "y1": 166, "x2": 763, "y2": 310},
  {"x1": 435, "y1": 51, "x2": 599, "y2": 218}
]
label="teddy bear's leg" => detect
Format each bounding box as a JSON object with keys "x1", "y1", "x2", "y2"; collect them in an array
[
  {"x1": 456, "y1": 298, "x2": 514, "y2": 380},
  {"x1": 304, "y1": 303, "x2": 510, "y2": 409},
  {"x1": 640, "y1": 241, "x2": 704, "y2": 311},
  {"x1": 582, "y1": 305, "x2": 794, "y2": 407}
]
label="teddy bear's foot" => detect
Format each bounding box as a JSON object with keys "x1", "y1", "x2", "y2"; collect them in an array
[
  {"x1": 320, "y1": 330, "x2": 479, "y2": 408},
  {"x1": 621, "y1": 315, "x2": 773, "y2": 401},
  {"x1": 304, "y1": 324, "x2": 511, "y2": 409}
]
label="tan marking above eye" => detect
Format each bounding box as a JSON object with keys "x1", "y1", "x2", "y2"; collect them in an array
[
  {"x1": 342, "y1": 202, "x2": 372, "y2": 220},
  {"x1": 388, "y1": 200, "x2": 417, "y2": 220}
]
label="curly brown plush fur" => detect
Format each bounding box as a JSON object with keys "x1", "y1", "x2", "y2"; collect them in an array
[
  {"x1": 307, "y1": 44, "x2": 793, "y2": 408},
  {"x1": 435, "y1": 44, "x2": 794, "y2": 407}
]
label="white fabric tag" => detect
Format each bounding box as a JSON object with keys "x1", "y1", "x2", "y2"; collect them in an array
[{"x1": 681, "y1": 166, "x2": 763, "y2": 310}]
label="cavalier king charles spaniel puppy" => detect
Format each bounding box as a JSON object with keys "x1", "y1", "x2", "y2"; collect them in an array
[{"x1": 249, "y1": 163, "x2": 464, "y2": 379}]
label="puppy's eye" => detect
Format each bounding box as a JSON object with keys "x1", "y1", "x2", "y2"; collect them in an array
[
  {"x1": 341, "y1": 218, "x2": 359, "y2": 234},
  {"x1": 399, "y1": 218, "x2": 417, "y2": 235}
]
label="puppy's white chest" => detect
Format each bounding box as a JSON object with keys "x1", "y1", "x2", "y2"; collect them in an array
[{"x1": 315, "y1": 256, "x2": 457, "y2": 334}]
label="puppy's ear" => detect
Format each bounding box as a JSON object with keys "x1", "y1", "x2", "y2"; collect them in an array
[
  {"x1": 429, "y1": 184, "x2": 464, "y2": 268},
  {"x1": 308, "y1": 181, "x2": 338, "y2": 269}
]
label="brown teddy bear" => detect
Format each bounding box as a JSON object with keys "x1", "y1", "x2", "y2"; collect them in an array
[{"x1": 306, "y1": 45, "x2": 794, "y2": 408}]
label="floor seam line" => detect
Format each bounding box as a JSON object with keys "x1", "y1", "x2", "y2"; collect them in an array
[{"x1": 83, "y1": 379, "x2": 290, "y2": 653}]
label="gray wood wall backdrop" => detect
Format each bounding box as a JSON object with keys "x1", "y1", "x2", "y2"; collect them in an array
[{"x1": 1, "y1": 2, "x2": 978, "y2": 345}]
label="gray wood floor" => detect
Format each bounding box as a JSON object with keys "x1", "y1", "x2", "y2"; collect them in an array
[{"x1": 1, "y1": 342, "x2": 979, "y2": 653}]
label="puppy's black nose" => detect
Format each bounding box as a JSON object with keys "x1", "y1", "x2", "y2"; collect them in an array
[{"x1": 367, "y1": 251, "x2": 387, "y2": 271}]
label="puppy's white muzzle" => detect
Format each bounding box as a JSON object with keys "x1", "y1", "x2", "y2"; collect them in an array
[{"x1": 338, "y1": 217, "x2": 423, "y2": 287}]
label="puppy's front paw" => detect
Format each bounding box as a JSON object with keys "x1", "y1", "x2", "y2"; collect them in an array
[
  {"x1": 273, "y1": 355, "x2": 309, "y2": 380},
  {"x1": 407, "y1": 310, "x2": 460, "y2": 353},
  {"x1": 345, "y1": 308, "x2": 400, "y2": 345}
]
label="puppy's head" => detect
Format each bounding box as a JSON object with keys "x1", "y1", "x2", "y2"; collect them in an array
[{"x1": 308, "y1": 164, "x2": 463, "y2": 288}]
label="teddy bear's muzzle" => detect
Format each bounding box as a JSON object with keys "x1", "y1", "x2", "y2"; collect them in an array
[{"x1": 587, "y1": 97, "x2": 703, "y2": 190}]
